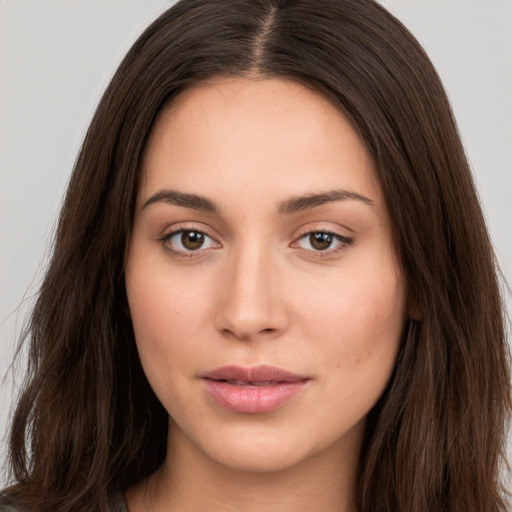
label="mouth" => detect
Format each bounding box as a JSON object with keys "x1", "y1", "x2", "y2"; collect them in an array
[{"x1": 201, "y1": 365, "x2": 310, "y2": 414}]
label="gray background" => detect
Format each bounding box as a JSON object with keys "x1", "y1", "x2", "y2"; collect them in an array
[{"x1": 1, "y1": 0, "x2": 511, "y2": 486}]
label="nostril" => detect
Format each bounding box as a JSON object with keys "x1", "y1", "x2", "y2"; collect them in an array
[{"x1": 220, "y1": 326, "x2": 278, "y2": 340}]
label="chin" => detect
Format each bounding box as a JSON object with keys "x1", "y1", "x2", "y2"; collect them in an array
[
  {"x1": 208, "y1": 441, "x2": 308, "y2": 474},
  {"x1": 194, "y1": 422, "x2": 351, "y2": 475}
]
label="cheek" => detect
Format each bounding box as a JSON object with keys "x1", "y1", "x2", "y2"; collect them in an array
[
  {"x1": 304, "y1": 266, "x2": 405, "y2": 425},
  {"x1": 298, "y1": 262, "x2": 406, "y2": 377},
  {"x1": 125, "y1": 256, "x2": 211, "y2": 374},
  {"x1": 125, "y1": 264, "x2": 216, "y2": 421}
]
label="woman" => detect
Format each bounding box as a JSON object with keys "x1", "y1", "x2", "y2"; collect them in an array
[{"x1": 2, "y1": 0, "x2": 510, "y2": 511}]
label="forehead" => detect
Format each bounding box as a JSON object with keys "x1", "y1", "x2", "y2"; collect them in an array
[{"x1": 139, "y1": 77, "x2": 382, "y2": 208}]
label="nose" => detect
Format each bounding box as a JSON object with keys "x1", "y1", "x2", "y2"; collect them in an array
[{"x1": 214, "y1": 243, "x2": 289, "y2": 340}]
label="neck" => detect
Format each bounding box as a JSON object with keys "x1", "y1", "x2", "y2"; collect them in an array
[{"x1": 127, "y1": 421, "x2": 361, "y2": 512}]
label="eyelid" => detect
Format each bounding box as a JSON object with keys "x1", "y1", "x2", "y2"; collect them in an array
[
  {"x1": 158, "y1": 223, "x2": 222, "y2": 258},
  {"x1": 157, "y1": 222, "x2": 353, "y2": 259},
  {"x1": 292, "y1": 222, "x2": 353, "y2": 241},
  {"x1": 290, "y1": 225, "x2": 354, "y2": 256}
]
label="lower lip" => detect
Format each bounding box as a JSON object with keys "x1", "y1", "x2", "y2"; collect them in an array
[{"x1": 203, "y1": 379, "x2": 309, "y2": 413}]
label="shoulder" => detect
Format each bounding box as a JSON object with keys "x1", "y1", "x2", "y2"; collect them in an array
[
  {"x1": 108, "y1": 491, "x2": 128, "y2": 512},
  {"x1": 0, "y1": 493, "x2": 20, "y2": 512},
  {"x1": 0, "y1": 491, "x2": 128, "y2": 512}
]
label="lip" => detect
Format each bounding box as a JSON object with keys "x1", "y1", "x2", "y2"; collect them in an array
[{"x1": 201, "y1": 365, "x2": 310, "y2": 414}]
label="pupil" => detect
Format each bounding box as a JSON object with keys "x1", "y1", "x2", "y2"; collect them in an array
[
  {"x1": 310, "y1": 232, "x2": 332, "y2": 250},
  {"x1": 181, "y1": 231, "x2": 204, "y2": 250}
]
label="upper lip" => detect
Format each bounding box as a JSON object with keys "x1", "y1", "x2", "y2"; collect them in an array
[{"x1": 201, "y1": 365, "x2": 309, "y2": 384}]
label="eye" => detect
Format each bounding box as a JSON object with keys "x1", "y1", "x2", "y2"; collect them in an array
[
  {"x1": 294, "y1": 231, "x2": 352, "y2": 253},
  {"x1": 162, "y1": 229, "x2": 220, "y2": 254}
]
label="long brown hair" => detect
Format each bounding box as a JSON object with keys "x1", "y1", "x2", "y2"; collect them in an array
[{"x1": 6, "y1": 1, "x2": 510, "y2": 511}]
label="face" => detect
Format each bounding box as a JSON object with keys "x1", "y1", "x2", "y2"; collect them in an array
[{"x1": 125, "y1": 77, "x2": 407, "y2": 474}]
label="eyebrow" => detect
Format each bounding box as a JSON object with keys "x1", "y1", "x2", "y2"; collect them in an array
[
  {"x1": 278, "y1": 189, "x2": 374, "y2": 214},
  {"x1": 142, "y1": 189, "x2": 220, "y2": 213},
  {"x1": 142, "y1": 188, "x2": 374, "y2": 215}
]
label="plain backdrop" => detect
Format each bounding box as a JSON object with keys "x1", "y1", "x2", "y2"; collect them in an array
[{"x1": 1, "y1": 0, "x2": 511, "y2": 487}]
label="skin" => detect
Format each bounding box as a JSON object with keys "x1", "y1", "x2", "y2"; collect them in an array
[{"x1": 125, "y1": 77, "x2": 407, "y2": 512}]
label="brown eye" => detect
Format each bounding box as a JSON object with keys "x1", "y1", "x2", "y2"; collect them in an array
[
  {"x1": 162, "y1": 229, "x2": 219, "y2": 255},
  {"x1": 181, "y1": 230, "x2": 205, "y2": 250},
  {"x1": 293, "y1": 230, "x2": 352, "y2": 254},
  {"x1": 309, "y1": 232, "x2": 333, "y2": 251}
]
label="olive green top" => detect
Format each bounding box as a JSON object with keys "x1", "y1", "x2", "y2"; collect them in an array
[{"x1": 0, "y1": 491, "x2": 128, "y2": 511}]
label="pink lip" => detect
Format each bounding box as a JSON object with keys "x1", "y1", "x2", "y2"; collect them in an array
[{"x1": 201, "y1": 365, "x2": 310, "y2": 414}]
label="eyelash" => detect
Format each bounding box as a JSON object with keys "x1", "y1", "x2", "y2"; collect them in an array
[
  {"x1": 159, "y1": 228, "x2": 353, "y2": 259},
  {"x1": 158, "y1": 228, "x2": 220, "y2": 259},
  {"x1": 292, "y1": 230, "x2": 353, "y2": 257}
]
